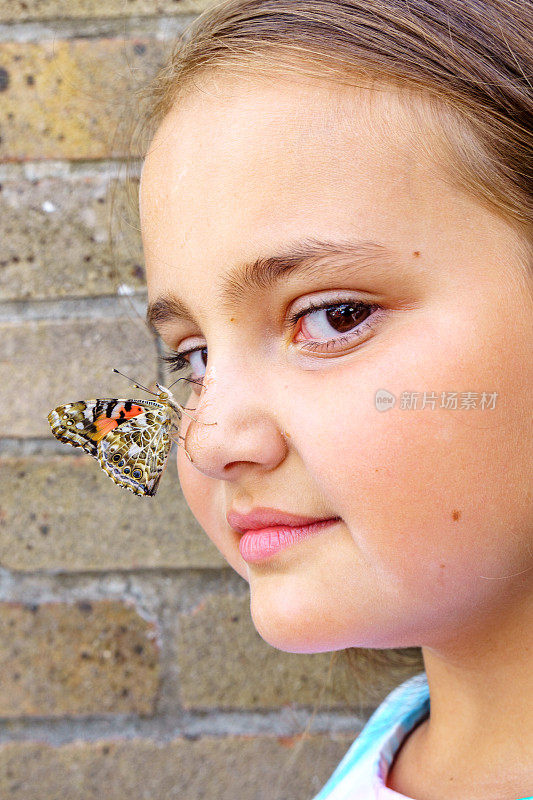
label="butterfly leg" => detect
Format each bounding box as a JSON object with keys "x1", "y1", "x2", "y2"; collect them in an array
[
  {"x1": 166, "y1": 377, "x2": 217, "y2": 427},
  {"x1": 175, "y1": 404, "x2": 217, "y2": 426},
  {"x1": 170, "y1": 433, "x2": 194, "y2": 463}
]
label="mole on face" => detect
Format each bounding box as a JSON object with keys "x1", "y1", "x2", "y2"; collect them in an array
[{"x1": 452, "y1": 509, "x2": 461, "y2": 521}]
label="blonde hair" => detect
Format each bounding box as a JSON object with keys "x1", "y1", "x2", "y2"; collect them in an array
[{"x1": 129, "y1": 0, "x2": 532, "y2": 773}]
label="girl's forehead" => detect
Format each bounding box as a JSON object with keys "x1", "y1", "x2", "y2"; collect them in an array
[
  {"x1": 140, "y1": 74, "x2": 417, "y2": 207},
  {"x1": 140, "y1": 80, "x2": 433, "y2": 260},
  {"x1": 140, "y1": 73, "x2": 521, "y2": 308}
]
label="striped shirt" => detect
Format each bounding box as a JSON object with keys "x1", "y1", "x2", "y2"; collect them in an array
[{"x1": 311, "y1": 671, "x2": 533, "y2": 799}]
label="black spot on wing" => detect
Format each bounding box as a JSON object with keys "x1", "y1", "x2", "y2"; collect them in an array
[{"x1": 92, "y1": 400, "x2": 105, "y2": 422}]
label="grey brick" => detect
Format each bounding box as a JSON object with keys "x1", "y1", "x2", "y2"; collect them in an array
[
  {"x1": 0, "y1": 455, "x2": 224, "y2": 570},
  {"x1": 0, "y1": 316, "x2": 158, "y2": 438},
  {"x1": 0, "y1": 734, "x2": 355, "y2": 800},
  {"x1": 0, "y1": 173, "x2": 144, "y2": 301}
]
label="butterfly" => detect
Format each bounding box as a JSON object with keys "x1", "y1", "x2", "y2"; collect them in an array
[{"x1": 47, "y1": 373, "x2": 214, "y2": 497}]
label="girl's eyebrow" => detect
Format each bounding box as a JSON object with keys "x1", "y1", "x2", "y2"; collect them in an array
[{"x1": 146, "y1": 236, "x2": 401, "y2": 332}]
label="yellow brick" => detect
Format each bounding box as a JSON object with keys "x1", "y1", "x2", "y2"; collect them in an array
[
  {"x1": 0, "y1": 601, "x2": 159, "y2": 716},
  {"x1": 0, "y1": 37, "x2": 169, "y2": 161},
  {"x1": 0, "y1": 0, "x2": 219, "y2": 22}
]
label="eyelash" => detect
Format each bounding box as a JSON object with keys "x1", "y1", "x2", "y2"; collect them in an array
[
  {"x1": 285, "y1": 298, "x2": 382, "y2": 352},
  {"x1": 160, "y1": 297, "x2": 383, "y2": 375},
  {"x1": 161, "y1": 347, "x2": 201, "y2": 375}
]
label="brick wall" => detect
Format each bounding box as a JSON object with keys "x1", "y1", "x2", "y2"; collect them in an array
[{"x1": 0, "y1": 3, "x2": 423, "y2": 798}]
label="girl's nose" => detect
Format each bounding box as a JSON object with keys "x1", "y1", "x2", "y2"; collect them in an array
[{"x1": 181, "y1": 366, "x2": 289, "y2": 481}]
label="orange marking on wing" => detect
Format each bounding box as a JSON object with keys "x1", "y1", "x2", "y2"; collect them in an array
[
  {"x1": 93, "y1": 405, "x2": 144, "y2": 440},
  {"x1": 109, "y1": 404, "x2": 144, "y2": 421},
  {"x1": 122, "y1": 404, "x2": 144, "y2": 419},
  {"x1": 94, "y1": 416, "x2": 119, "y2": 438}
]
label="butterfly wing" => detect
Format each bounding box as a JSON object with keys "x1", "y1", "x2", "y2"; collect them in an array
[
  {"x1": 48, "y1": 400, "x2": 112, "y2": 458},
  {"x1": 98, "y1": 411, "x2": 172, "y2": 496},
  {"x1": 48, "y1": 399, "x2": 172, "y2": 496}
]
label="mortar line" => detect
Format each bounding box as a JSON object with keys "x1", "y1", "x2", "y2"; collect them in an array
[
  {"x1": 0, "y1": 293, "x2": 148, "y2": 324},
  {"x1": 0, "y1": 159, "x2": 142, "y2": 181},
  {"x1": 0, "y1": 565, "x2": 233, "y2": 580},
  {"x1": 0, "y1": 708, "x2": 368, "y2": 746}
]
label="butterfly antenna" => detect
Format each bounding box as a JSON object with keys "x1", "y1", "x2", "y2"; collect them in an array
[
  {"x1": 112, "y1": 368, "x2": 158, "y2": 396},
  {"x1": 167, "y1": 375, "x2": 202, "y2": 390}
]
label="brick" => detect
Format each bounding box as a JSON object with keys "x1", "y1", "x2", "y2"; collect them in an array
[
  {"x1": 0, "y1": 37, "x2": 169, "y2": 161},
  {"x1": 0, "y1": 455, "x2": 224, "y2": 570},
  {"x1": 0, "y1": 0, "x2": 218, "y2": 22},
  {"x1": 0, "y1": 316, "x2": 159, "y2": 438},
  {"x1": 0, "y1": 173, "x2": 144, "y2": 301},
  {"x1": 0, "y1": 600, "x2": 159, "y2": 716},
  {"x1": 0, "y1": 734, "x2": 354, "y2": 800},
  {"x1": 177, "y1": 595, "x2": 422, "y2": 710}
]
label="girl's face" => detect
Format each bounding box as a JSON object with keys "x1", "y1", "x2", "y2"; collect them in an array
[{"x1": 140, "y1": 74, "x2": 533, "y2": 654}]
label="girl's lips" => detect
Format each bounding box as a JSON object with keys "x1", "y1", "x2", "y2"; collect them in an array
[
  {"x1": 227, "y1": 506, "x2": 339, "y2": 533},
  {"x1": 237, "y1": 518, "x2": 341, "y2": 563}
]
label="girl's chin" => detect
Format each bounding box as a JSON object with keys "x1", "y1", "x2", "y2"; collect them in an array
[
  {"x1": 248, "y1": 590, "x2": 342, "y2": 653},
  {"x1": 250, "y1": 621, "x2": 332, "y2": 654}
]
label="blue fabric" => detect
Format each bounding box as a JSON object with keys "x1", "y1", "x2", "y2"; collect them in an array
[{"x1": 311, "y1": 671, "x2": 533, "y2": 799}]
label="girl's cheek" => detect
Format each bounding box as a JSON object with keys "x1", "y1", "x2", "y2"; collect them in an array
[
  {"x1": 176, "y1": 416, "x2": 211, "y2": 530},
  {"x1": 176, "y1": 424, "x2": 249, "y2": 581},
  {"x1": 289, "y1": 298, "x2": 527, "y2": 587}
]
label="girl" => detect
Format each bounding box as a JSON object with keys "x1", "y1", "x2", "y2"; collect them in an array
[{"x1": 138, "y1": 1, "x2": 533, "y2": 797}]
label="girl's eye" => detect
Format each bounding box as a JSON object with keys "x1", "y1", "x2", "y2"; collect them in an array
[
  {"x1": 160, "y1": 297, "x2": 384, "y2": 379},
  {"x1": 287, "y1": 298, "x2": 383, "y2": 354},
  {"x1": 161, "y1": 346, "x2": 208, "y2": 389}
]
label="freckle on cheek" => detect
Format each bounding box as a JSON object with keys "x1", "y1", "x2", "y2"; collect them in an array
[{"x1": 452, "y1": 509, "x2": 461, "y2": 521}]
